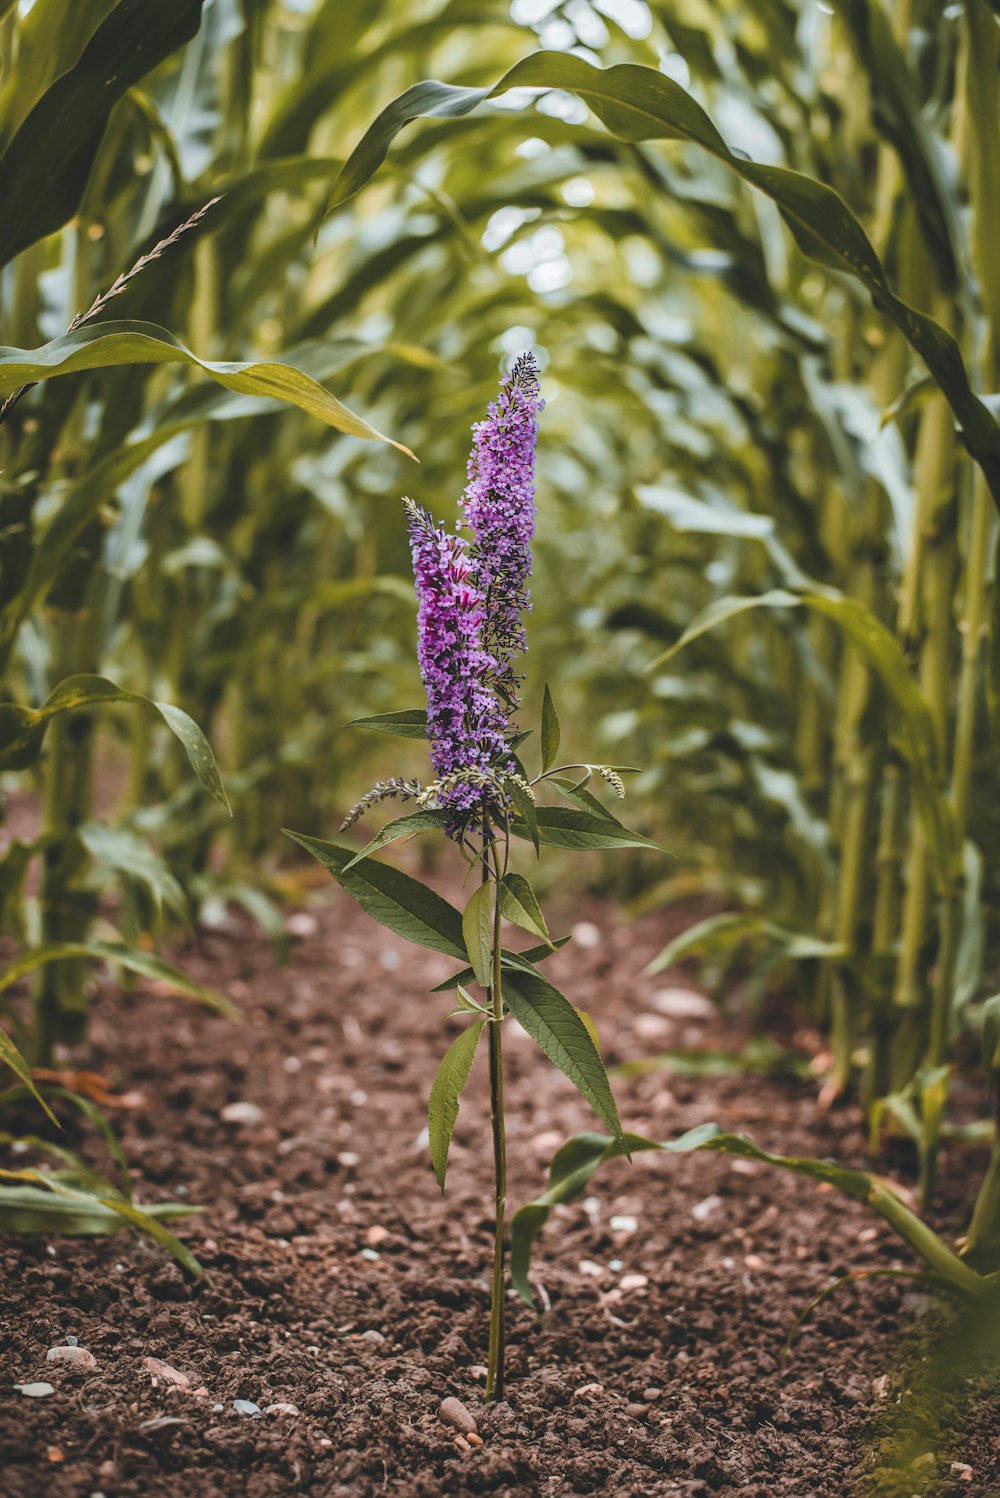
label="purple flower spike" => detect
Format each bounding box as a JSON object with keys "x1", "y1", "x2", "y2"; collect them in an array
[
  {"x1": 405, "y1": 500, "x2": 510, "y2": 828},
  {"x1": 460, "y1": 353, "x2": 544, "y2": 712}
]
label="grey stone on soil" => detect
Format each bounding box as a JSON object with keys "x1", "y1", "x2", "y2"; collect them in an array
[
  {"x1": 439, "y1": 1396, "x2": 477, "y2": 1436},
  {"x1": 233, "y1": 1399, "x2": 262, "y2": 1417},
  {"x1": 13, "y1": 1382, "x2": 55, "y2": 1397},
  {"x1": 264, "y1": 1402, "x2": 300, "y2": 1417}
]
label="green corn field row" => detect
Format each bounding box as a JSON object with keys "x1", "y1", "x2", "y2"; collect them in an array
[{"x1": 0, "y1": 0, "x2": 998, "y2": 1262}]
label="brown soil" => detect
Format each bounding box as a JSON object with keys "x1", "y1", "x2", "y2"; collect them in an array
[{"x1": 1, "y1": 876, "x2": 998, "y2": 1497}]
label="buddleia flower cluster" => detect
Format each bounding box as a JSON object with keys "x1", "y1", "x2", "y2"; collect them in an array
[{"x1": 345, "y1": 355, "x2": 544, "y2": 841}]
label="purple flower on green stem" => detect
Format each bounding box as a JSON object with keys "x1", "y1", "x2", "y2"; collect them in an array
[
  {"x1": 401, "y1": 355, "x2": 542, "y2": 838},
  {"x1": 460, "y1": 353, "x2": 544, "y2": 712}
]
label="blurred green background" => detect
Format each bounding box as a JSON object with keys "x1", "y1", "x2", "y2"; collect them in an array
[{"x1": 1, "y1": 0, "x2": 999, "y2": 1254}]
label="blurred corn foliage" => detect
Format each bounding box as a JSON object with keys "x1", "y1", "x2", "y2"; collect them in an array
[{"x1": 0, "y1": 0, "x2": 999, "y2": 1255}]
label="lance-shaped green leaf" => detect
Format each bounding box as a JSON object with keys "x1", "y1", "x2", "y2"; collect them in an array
[
  {"x1": 325, "y1": 56, "x2": 1000, "y2": 512},
  {"x1": 540, "y1": 683, "x2": 560, "y2": 773},
  {"x1": 0, "y1": 0, "x2": 207, "y2": 268},
  {"x1": 502, "y1": 968, "x2": 625, "y2": 1151},
  {"x1": 430, "y1": 937, "x2": 571, "y2": 993},
  {"x1": 0, "y1": 674, "x2": 229, "y2": 811},
  {"x1": 344, "y1": 709, "x2": 428, "y2": 739},
  {"x1": 343, "y1": 810, "x2": 447, "y2": 870},
  {"x1": 0, "y1": 941, "x2": 236, "y2": 1016},
  {"x1": 509, "y1": 1126, "x2": 986, "y2": 1305},
  {"x1": 462, "y1": 882, "x2": 493, "y2": 988},
  {"x1": 499, "y1": 873, "x2": 552, "y2": 947},
  {"x1": 651, "y1": 588, "x2": 961, "y2": 884},
  {"x1": 0, "y1": 1029, "x2": 57, "y2": 1125},
  {"x1": 428, "y1": 1020, "x2": 484, "y2": 1190},
  {"x1": 283, "y1": 831, "x2": 465, "y2": 959},
  {"x1": 511, "y1": 806, "x2": 661, "y2": 853},
  {"x1": 0, "y1": 321, "x2": 415, "y2": 456}
]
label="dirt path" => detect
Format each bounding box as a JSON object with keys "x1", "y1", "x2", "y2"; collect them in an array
[{"x1": 1, "y1": 877, "x2": 997, "y2": 1496}]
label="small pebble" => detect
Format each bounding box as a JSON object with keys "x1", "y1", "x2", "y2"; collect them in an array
[
  {"x1": 46, "y1": 1346, "x2": 97, "y2": 1370},
  {"x1": 360, "y1": 1248, "x2": 381, "y2": 1262},
  {"x1": 618, "y1": 1273, "x2": 648, "y2": 1291},
  {"x1": 14, "y1": 1383, "x2": 55, "y2": 1398},
  {"x1": 632, "y1": 1014, "x2": 672, "y2": 1041},
  {"x1": 212, "y1": 1403, "x2": 224, "y2": 1413},
  {"x1": 578, "y1": 1259, "x2": 604, "y2": 1277},
  {"x1": 643, "y1": 1387, "x2": 662, "y2": 1402},
  {"x1": 625, "y1": 1403, "x2": 648, "y2": 1419},
  {"x1": 467, "y1": 1432, "x2": 484, "y2": 1448},
  {"x1": 361, "y1": 1330, "x2": 386, "y2": 1344},
  {"x1": 571, "y1": 920, "x2": 601, "y2": 948},
  {"x1": 531, "y1": 1129, "x2": 564, "y2": 1155},
  {"x1": 264, "y1": 1403, "x2": 300, "y2": 1417},
  {"x1": 365, "y1": 1225, "x2": 389, "y2": 1247},
  {"x1": 453, "y1": 1435, "x2": 472, "y2": 1454},
  {"x1": 691, "y1": 1194, "x2": 723, "y2": 1223},
  {"x1": 142, "y1": 1358, "x2": 191, "y2": 1390},
  {"x1": 439, "y1": 1397, "x2": 477, "y2": 1436},
  {"x1": 63, "y1": 1336, "x2": 79, "y2": 1347},
  {"x1": 221, "y1": 1101, "x2": 264, "y2": 1127},
  {"x1": 233, "y1": 1399, "x2": 262, "y2": 1418},
  {"x1": 609, "y1": 1215, "x2": 638, "y2": 1234},
  {"x1": 573, "y1": 1383, "x2": 604, "y2": 1399},
  {"x1": 286, "y1": 912, "x2": 317, "y2": 938},
  {"x1": 651, "y1": 987, "x2": 714, "y2": 1020}
]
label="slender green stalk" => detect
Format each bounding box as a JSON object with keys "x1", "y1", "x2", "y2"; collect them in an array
[
  {"x1": 889, "y1": 326, "x2": 959, "y2": 1098},
  {"x1": 484, "y1": 843, "x2": 508, "y2": 1402},
  {"x1": 924, "y1": 0, "x2": 999, "y2": 1211}
]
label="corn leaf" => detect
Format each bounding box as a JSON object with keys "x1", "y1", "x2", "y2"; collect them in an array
[
  {"x1": 510, "y1": 1127, "x2": 987, "y2": 1304},
  {"x1": 325, "y1": 55, "x2": 1000, "y2": 511}
]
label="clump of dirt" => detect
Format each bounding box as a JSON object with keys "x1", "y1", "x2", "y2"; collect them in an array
[{"x1": 1, "y1": 882, "x2": 997, "y2": 1496}]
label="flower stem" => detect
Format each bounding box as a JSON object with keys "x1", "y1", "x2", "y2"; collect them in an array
[{"x1": 484, "y1": 848, "x2": 507, "y2": 1401}]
